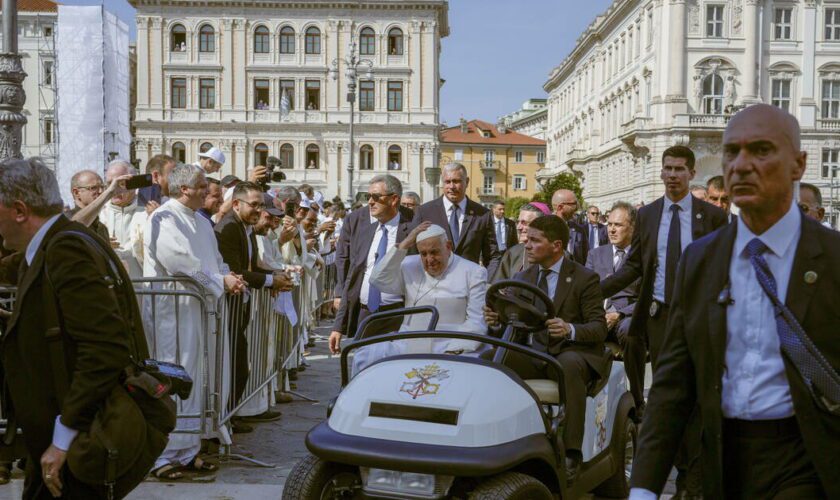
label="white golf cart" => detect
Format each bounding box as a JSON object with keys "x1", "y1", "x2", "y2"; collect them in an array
[{"x1": 283, "y1": 280, "x2": 636, "y2": 499}]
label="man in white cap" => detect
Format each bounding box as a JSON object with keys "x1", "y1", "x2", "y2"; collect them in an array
[
  {"x1": 351, "y1": 222, "x2": 487, "y2": 372},
  {"x1": 196, "y1": 147, "x2": 225, "y2": 175}
]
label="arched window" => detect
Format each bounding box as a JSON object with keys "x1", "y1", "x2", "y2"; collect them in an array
[
  {"x1": 702, "y1": 74, "x2": 724, "y2": 114},
  {"x1": 198, "y1": 25, "x2": 215, "y2": 53},
  {"x1": 200, "y1": 142, "x2": 213, "y2": 153},
  {"x1": 305, "y1": 27, "x2": 321, "y2": 54},
  {"x1": 359, "y1": 27, "x2": 375, "y2": 55},
  {"x1": 360, "y1": 145, "x2": 374, "y2": 170},
  {"x1": 254, "y1": 143, "x2": 269, "y2": 166},
  {"x1": 388, "y1": 28, "x2": 404, "y2": 55},
  {"x1": 170, "y1": 24, "x2": 186, "y2": 52},
  {"x1": 254, "y1": 26, "x2": 270, "y2": 53},
  {"x1": 306, "y1": 144, "x2": 320, "y2": 169},
  {"x1": 387, "y1": 145, "x2": 402, "y2": 170},
  {"x1": 279, "y1": 26, "x2": 295, "y2": 54},
  {"x1": 280, "y1": 143, "x2": 294, "y2": 169},
  {"x1": 172, "y1": 142, "x2": 186, "y2": 163}
]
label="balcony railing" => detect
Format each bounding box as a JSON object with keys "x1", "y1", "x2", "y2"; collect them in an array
[
  {"x1": 687, "y1": 114, "x2": 731, "y2": 127},
  {"x1": 478, "y1": 188, "x2": 500, "y2": 198},
  {"x1": 818, "y1": 118, "x2": 840, "y2": 131},
  {"x1": 480, "y1": 160, "x2": 500, "y2": 170}
]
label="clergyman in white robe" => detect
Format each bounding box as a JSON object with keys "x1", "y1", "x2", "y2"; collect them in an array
[{"x1": 143, "y1": 198, "x2": 231, "y2": 469}]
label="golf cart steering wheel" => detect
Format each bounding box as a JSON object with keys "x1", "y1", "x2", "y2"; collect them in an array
[{"x1": 486, "y1": 280, "x2": 553, "y2": 332}]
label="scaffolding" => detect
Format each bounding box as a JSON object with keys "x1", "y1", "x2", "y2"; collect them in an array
[{"x1": 35, "y1": 12, "x2": 58, "y2": 171}]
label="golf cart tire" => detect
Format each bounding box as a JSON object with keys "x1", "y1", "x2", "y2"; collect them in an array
[
  {"x1": 282, "y1": 454, "x2": 359, "y2": 500},
  {"x1": 592, "y1": 416, "x2": 636, "y2": 498},
  {"x1": 468, "y1": 472, "x2": 552, "y2": 500}
]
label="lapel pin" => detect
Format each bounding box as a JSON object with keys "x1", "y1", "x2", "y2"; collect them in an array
[
  {"x1": 804, "y1": 271, "x2": 818, "y2": 284},
  {"x1": 565, "y1": 277, "x2": 572, "y2": 283},
  {"x1": 696, "y1": 213, "x2": 702, "y2": 219}
]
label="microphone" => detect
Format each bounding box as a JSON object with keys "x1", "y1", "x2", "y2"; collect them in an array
[{"x1": 717, "y1": 284, "x2": 734, "y2": 306}]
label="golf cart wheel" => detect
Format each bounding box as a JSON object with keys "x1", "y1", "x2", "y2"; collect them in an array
[
  {"x1": 593, "y1": 417, "x2": 637, "y2": 498},
  {"x1": 468, "y1": 472, "x2": 552, "y2": 500},
  {"x1": 282, "y1": 454, "x2": 361, "y2": 500}
]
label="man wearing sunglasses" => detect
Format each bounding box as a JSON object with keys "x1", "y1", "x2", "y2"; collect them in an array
[
  {"x1": 330, "y1": 175, "x2": 414, "y2": 354},
  {"x1": 799, "y1": 182, "x2": 826, "y2": 225}
]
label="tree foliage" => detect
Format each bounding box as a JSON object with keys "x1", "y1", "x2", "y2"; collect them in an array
[
  {"x1": 504, "y1": 197, "x2": 530, "y2": 218},
  {"x1": 531, "y1": 172, "x2": 583, "y2": 206}
]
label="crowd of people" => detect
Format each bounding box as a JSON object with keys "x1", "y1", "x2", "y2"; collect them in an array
[{"x1": 0, "y1": 103, "x2": 836, "y2": 498}]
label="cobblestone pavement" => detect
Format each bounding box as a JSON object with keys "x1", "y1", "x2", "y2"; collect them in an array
[{"x1": 0, "y1": 320, "x2": 676, "y2": 499}]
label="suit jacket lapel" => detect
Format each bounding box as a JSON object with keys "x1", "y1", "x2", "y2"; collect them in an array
[
  {"x1": 359, "y1": 217, "x2": 379, "y2": 259},
  {"x1": 786, "y1": 215, "x2": 823, "y2": 322},
  {"x1": 706, "y1": 222, "x2": 737, "y2": 380},
  {"x1": 457, "y1": 199, "x2": 478, "y2": 253},
  {"x1": 691, "y1": 196, "x2": 706, "y2": 241},
  {"x1": 646, "y1": 198, "x2": 665, "y2": 266},
  {"x1": 552, "y1": 258, "x2": 575, "y2": 313}
]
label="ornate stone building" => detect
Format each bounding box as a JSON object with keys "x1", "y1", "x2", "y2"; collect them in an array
[
  {"x1": 130, "y1": 0, "x2": 449, "y2": 201},
  {"x1": 540, "y1": 0, "x2": 840, "y2": 220},
  {"x1": 499, "y1": 98, "x2": 548, "y2": 140}
]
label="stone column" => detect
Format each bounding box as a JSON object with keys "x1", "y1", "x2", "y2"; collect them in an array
[
  {"x1": 666, "y1": 0, "x2": 687, "y2": 103},
  {"x1": 0, "y1": 53, "x2": 27, "y2": 161},
  {"x1": 740, "y1": 0, "x2": 760, "y2": 103},
  {"x1": 326, "y1": 140, "x2": 340, "y2": 197},
  {"x1": 409, "y1": 21, "x2": 422, "y2": 112},
  {"x1": 799, "y1": 1, "x2": 818, "y2": 127},
  {"x1": 149, "y1": 18, "x2": 163, "y2": 111},
  {"x1": 136, "y1": 17, "x2": 150, "y2": 110},
  {"x1": 233, "y1": 19, "x2": 247, "y2": 111},
  {"x1": 230, "y1": 139, "x2": 245, "y2": 179},
  {"x1": 221, "y1": 19, "x2": 234, "y2": 110}
]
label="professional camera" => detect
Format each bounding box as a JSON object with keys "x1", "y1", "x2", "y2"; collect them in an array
[{"x1": 259, "y1": 156, "x2": 287, "y2": 191}]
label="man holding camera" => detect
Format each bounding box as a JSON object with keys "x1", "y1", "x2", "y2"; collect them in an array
[{"x1": 99, "y1": 160, "x2": 148, "y2": 279}]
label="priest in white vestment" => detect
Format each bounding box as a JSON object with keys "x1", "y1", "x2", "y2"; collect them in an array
[
  {"x1": 100, "y1": 160, "x2": 147, "y2": 278},
  {"x1": 143, "y1": 164, "x2": 246, "y2": 477},
  {"x1": 354, "y1": 223, "x2": 487, "y2": 373}
]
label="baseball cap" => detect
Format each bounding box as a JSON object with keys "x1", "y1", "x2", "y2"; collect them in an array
[
  {"x1": 263, "y1": 194, "x2": 283, "y2": 216},
  {"x1": 198, "y1": 147, "x2": 226, "y2": 165},
  {"x1": 220, "y1": 174, "x2": 240, "y2": 187}
]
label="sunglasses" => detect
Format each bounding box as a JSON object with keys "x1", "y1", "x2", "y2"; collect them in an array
[{"x1": 369, "y1": 192, "x2": 396, "y2": 203}]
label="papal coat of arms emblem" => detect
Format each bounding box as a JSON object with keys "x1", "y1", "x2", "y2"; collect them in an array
[{"x1": 399, "y1": 363, "x2": 451, "y2": 400}]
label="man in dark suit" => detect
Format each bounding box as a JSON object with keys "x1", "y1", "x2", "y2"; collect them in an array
[
  {"x1": 0, "y1": 159, "x2": 146, "y2": 498},
  {"x1": 584, "y1": 204, "x2": 609, "y2": 251},
  {"x1": 601, "y1": 145, "x2": 726, "y2": 496},
  {"x1": 329, "y1": 175, "x2": 413, "y2": 354},
  {"x1": 706, "y1": 175, "x2": 737, "y2": 224},
  {"x1": 551, "y1": 189, "x2": 589, "y2": 264},
  {"x1": 491, "y1": 203, "x2": 545, "y2": 282},
  {"x1": 630, "y1": 104, "x2": 839, "y2": 499},
  {"x1": 215, "y1": 182, "x2": 292, "y2": 427},
  {"x1": 412, "y1": 163, "x2": 501, "y2": 272},
  {"x1": 484, "y1": 215, "x2": 607, "y2": 481},
  {"x1": 585, "y1": 201, "x2": 644, "y2": 411},
  {"x1": 491, "y1": 200, "x2": 518, "y2": 253}
]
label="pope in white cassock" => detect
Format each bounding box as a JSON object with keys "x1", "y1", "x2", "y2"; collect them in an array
[
  {"x1": 353, "y1": 223, "x2": 487, "y2": 373},
  {"x1": 143, "y1": 164, "x2": 246, "y2": 479}
]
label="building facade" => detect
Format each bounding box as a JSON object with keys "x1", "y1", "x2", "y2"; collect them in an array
[
  {"x1": 440, "y1": 119, "x2": 546, "y2": 207},
  {"x1": 541, "y1": 0, "x2": 840, "y2": 222},
  {"x1": 130, "y1": 0, "x2": 449, "y2": 201},
  {"x1": 499, "y1": 98, "x2": 548, "y2": 140},
  {"x1": 0, "y1": 0, "x2": 57, "y2": 168}
]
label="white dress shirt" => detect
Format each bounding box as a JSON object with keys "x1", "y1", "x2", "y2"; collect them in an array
[
  {"x1": 588, "y1": 223, "x2": 601, "y2": 249},
  {"x1": 24, "y1": 214, "x2": 79, "y2": 452},
  {"x1": 629, "y1": 201, "x2": 800, "y2": 500},
  {"x1": 653, "y1": 193, "x2": 693, "y2": 302},
  {"x1": 722, "y1": 200, "x2": 799, "y2": 420},
  {"x1": 359, "y1": 213, "x2": 402, "y2": 307},
  {"x1": 442, "y1": 196, "x2": 468, "y2": 236}
]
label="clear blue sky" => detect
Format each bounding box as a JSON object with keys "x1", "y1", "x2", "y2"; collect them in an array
[{"x1": 57, "y1": 0, "x2": 615, "y2": 125}]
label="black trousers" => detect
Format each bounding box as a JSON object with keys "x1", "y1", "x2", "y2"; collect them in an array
[
  {"x1": 24, "y1": 459, "x2": 106, "y2": 500},
  {"x1": 505, "y1": 349, "x2": 593, "y2": 452},
  {"x1": 611, "y1": 316, "x2": 645, "y2": 407},
  {"x1": 227, "y1": 296, "x2": 250, "y2": 410},
  {"x1": 722, "y1": 418, "x2": 824, "y2": 499}
]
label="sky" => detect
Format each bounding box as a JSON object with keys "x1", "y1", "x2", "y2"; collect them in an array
[{"x1": 56, "y1": 0, "x2": 615, "y2": 126}]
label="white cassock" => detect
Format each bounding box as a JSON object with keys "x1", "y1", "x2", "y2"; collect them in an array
[
  {"x1": 143, "y1": 199, "x2": 231, "y2": 468},
  {"x1": 100, "y1": 200, "x2": 147, "y2": 279},
  {"x1": 353, "y1": 247, "x2": 488, "y2": 373}
]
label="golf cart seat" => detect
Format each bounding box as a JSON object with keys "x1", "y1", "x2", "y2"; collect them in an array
[{"x1": 524, "y1": 346, "x2": 616, "y2": 405}]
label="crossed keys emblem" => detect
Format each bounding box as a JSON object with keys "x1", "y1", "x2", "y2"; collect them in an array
[{"x1": 399, "y1": 363, "x2": 451, "y2": 399}]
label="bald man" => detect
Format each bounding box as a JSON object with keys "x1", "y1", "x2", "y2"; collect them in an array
[
  {"x1": 551, "y1": 189, "x2": 589, "y2": 263},
  {"x1": 630, "y1": 104, "x2": 840, "y2": 499}
]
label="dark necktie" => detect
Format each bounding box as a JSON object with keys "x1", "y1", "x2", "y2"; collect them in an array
[
  {"x1": 248, "y1": 231, "x2": 259, "y2": 272},
  {"x1": 449, "y1": 205, "x2": 460, "y2": 245},
  {"x1": 664, "y1": 204, "x2": 682, "y2": 303},
  {"x1": 538, "y1": 268, "x2": 552, "y2": 297},
  {"x1": 746, "y1": 238, "x2": 840, "y2": 409},
  {"x1": 367, "y1": 224, "x2": 389, "y2": 312},
  {"x1": 614, "y1": 247, "x2": 626, "y2": 272}
]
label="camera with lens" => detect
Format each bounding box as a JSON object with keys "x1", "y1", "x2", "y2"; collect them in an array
[{"x1": 260, "y1": 156, "x2": 287, "y2": 191}]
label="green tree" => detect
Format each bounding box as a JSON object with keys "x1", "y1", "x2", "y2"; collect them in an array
[
  {"x1": 504, "y1": 197, "x2": 530, "y2": 218},
  {"x1": 531, "y1": 172, "x2": 583, "y2": 206}
]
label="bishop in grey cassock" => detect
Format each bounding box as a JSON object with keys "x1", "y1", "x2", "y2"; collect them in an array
[
  {"x1": 143, "y1": 165, "x2": 245, "y2": 474},
  {"x1": 353, "y1": 223, "x2": 487, "y2": 373}
]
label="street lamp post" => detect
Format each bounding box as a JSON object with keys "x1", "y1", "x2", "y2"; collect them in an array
[
  {"x1": 329, "y1": 36, "x2": 372, "y2": 204},
  {"x1": 0, "y1": 0, "x2": 27, "y2": 162}
]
